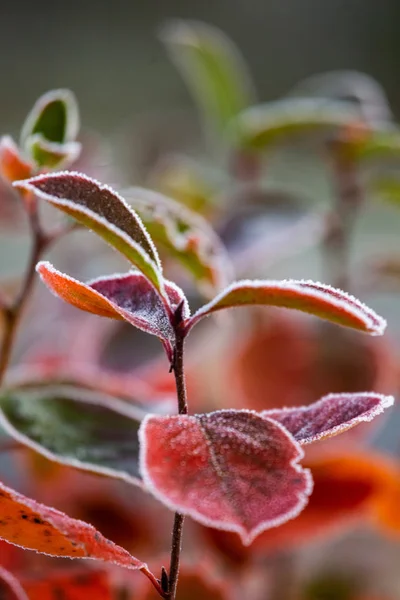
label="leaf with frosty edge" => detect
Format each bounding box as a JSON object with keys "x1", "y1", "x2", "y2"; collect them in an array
[
  {"x1": 14, "y1": 173, "x2": 164, "y2": 296},
  {"x1": 161, "y1": 20, "x2": 254, "y2": 139},
  {"x1": 25, "y1": 135, "x2": 81, "y2": 169},
  {"x1": 139, "y1": 410, "x2": 312, "y2": 545},
  {"x1": 0, "y1": 385, "x2": 147, "y2": 487},
  {"x1": 125, "y1": 186, "x2": 233, "y2": 295},
  {"x1": 36, "y1": 262, "x2": 189, "y2": 361},
  {"x1": 0, "y1": 567, "x2": 28, "y2": 600},
  {"x1": 263, "y1": 393, "x2": 394, "y2": 445},
  {"x1": 20, "y1": 89, "x2": 79, "y2": 147},
  {"x1": 231, "y1": 98, "x2": 362, "y2": 150},
  {"x1": 0, "y1": 480, "x2": 145, "y2": 569},
  {"x1": 0, "y1": 137, "x2": 33, "y2": 183},
  {"x1": 186, "y1": 279, "x2": 386, "y2": 336}
]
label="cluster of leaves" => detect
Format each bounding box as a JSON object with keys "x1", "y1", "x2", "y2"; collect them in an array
[{"x1": 0, "y1": 19, "x2": 397, "y2": 600}]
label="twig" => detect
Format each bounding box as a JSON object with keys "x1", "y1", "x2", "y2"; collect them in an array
[{"x1": 165, "y1": 314, "x2": 188, "y2": 600}]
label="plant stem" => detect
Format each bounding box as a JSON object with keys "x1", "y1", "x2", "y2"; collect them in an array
[
  {"x1": 324, "y1": 142, "x2": 362, "y2": 291},
  {"x1": 166, "y1": 328, "x2": 188, "y2": 599},
  {"x1": 0, "y1": 210, "x2": 46, "y2": 384}
]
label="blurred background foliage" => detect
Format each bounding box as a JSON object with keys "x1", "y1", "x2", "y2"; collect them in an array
[{"x1": 1, "y1": 2, "x2": 400, "y2": 599}]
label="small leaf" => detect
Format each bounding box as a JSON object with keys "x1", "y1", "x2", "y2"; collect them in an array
[
  {"x1": 22, "y1": 569, "x2": 112, "y2": 600},
  {"x1": 0, "y1": 481, "x2": 145, "y2": 569},
  {"x1": 161, "y1": 20, "x2": 254, "y2": 139},
  {"x1": 25, "y1": 134, "x2": 81, "y2": 169},
  {"x1": 186, "y1": 279, "x2": 386, "y2": 335},
  {"x1": 0, "y1": 567, "x2": 28, "y2": 600},
  {"x1": 125, "y1": 186, "x2": 233, "y2": 294},
  {"x1": 36, "y1": 262, "x2": 189, "y2": 360},
  {"x1": 0, "y1": 137, "x2": 33, "y2": 183},
  {"x1": 14, "y1": 173, "x2": 164, "y2": 295},
  {"x1": 264, "y1": 393, "x2": 394, "y2": 445},
  {"x1": 0, "y1": 385, "x2": 145, "y2": 486},
  {"x1": 20, "y1": 89, "x2": 79, "y2": 147},
  {"x1": 231, "y1": 98, "x2": 361, "y2": 150},
  {"x1": 139, "y1": 410, "x2": 312, "y2": 545}
]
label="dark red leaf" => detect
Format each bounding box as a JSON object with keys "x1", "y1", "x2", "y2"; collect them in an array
[
  {"x1": 186, "y1": 279, "x2": 386, "y2": 335},
  {"x1": 264, "y1": 393, "x2": 394, "y2": 444},
  {"x1": 139, "y1": 410, "x2": 312, "y2": 545},
  {"x1": 36, "y1": 262, "x2": 189, "y2": 360}
]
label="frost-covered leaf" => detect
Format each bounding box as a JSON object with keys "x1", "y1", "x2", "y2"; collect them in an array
[
  {"x1": 139, "y1": 410, "x2": 312, "y2": 545},
  {"x1": 161, "y1": 20, "x2": 254, "y2": 139},
  {"x1": 36, "y1": 262, "x2": 188, "y2": 360},
  {"x1": 20, "y1": 89, "x2": 79, "y2": 148},
  {"x1": 186, "y1": 279, "x2": 386, "y2": 335},
  {"x1": 15, "y1": 173, "x2": 164, "y2": 295},
  {"x1": 231, "y1": 98, "x2": 361, "y2": 150},
  {"x1": 0, "y1": 385, "x2": 147, "y2": 486},
  {"x1": 0, "y1": 567, "x2": 28, "y2": 600},
  {"x1": 264, "y1": 393, "x2": 394, "y2": 445},
  {"x1": 26, "y1": 134, "x2": 81, "y2": 169},
  {"x1": 204, "y1": 451, "x2": 390, "y2": 559},
  {"x1": 125, "y1": 186, "x2": 233, "y2": 294},
  {"x1": 0, "y1": 481, "x2": 145, "y2": 569},
  {"x1": 0, "y1": 137, "x2": 33, "y2": 183}
]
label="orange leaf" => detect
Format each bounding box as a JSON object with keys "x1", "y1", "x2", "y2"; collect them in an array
[{"x1": 0, "y1": 481, "x2": 145, "y2": 570}]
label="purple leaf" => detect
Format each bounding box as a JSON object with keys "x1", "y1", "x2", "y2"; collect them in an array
[
  {"x1": 264, "y1": 392, "x2": 394, "y2": 445},
  {"x1": 36, "y1": 261, "x2": 189, "y2": 361}
]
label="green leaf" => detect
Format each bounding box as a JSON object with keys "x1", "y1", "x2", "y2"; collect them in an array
[
  {"x1": 20, "y1": 89, "x2": 79, "y2": 147},
  {"x1": 161, "y1": 20, "x2": 254, "y2": 140},
  {"x1": 14, "y1": 172, "x2": 166, "y2": 299},
  {"x1": 0, "y1": 386, "x2": 145, "y2": 486},
  {"x1": 25, "y1": 134, "x2": 81, "y2": 169},
  {"x1": 231, "y1": 98, "x2": 361, "y2": 150},
  {"x1": 125, "y1": 186, "x2": 233, "y2": 295}
]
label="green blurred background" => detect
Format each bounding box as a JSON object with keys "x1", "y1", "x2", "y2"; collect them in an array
[{"x1": 1, "y1": 0, "x2": 399, "y2": 134}]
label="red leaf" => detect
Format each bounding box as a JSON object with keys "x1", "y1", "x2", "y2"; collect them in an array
[
  {"x1": 0, "y1": 567, "x2": 28, "y2": 600},
  {"x1": 22, "y1": 568, "x2": 112, "y2": 600},
  {"x1": 139, "y1": 410, "x2": 312, "y2": 545},
  {"x1": 0, "y1": 481, "x2": 145, "y2": 570},
  {"x1": 264, "y1": 393, "x2": 394, "y2": 445},
  {"x1": 203, "y1": 452, "x2": 388, "y2": 561},
  {"x1": 36, "y1": 261, "x2": 189, "y2": 360},
  {"x1": 186, "y1": 279, "x2": 386, "y2": 335}
]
